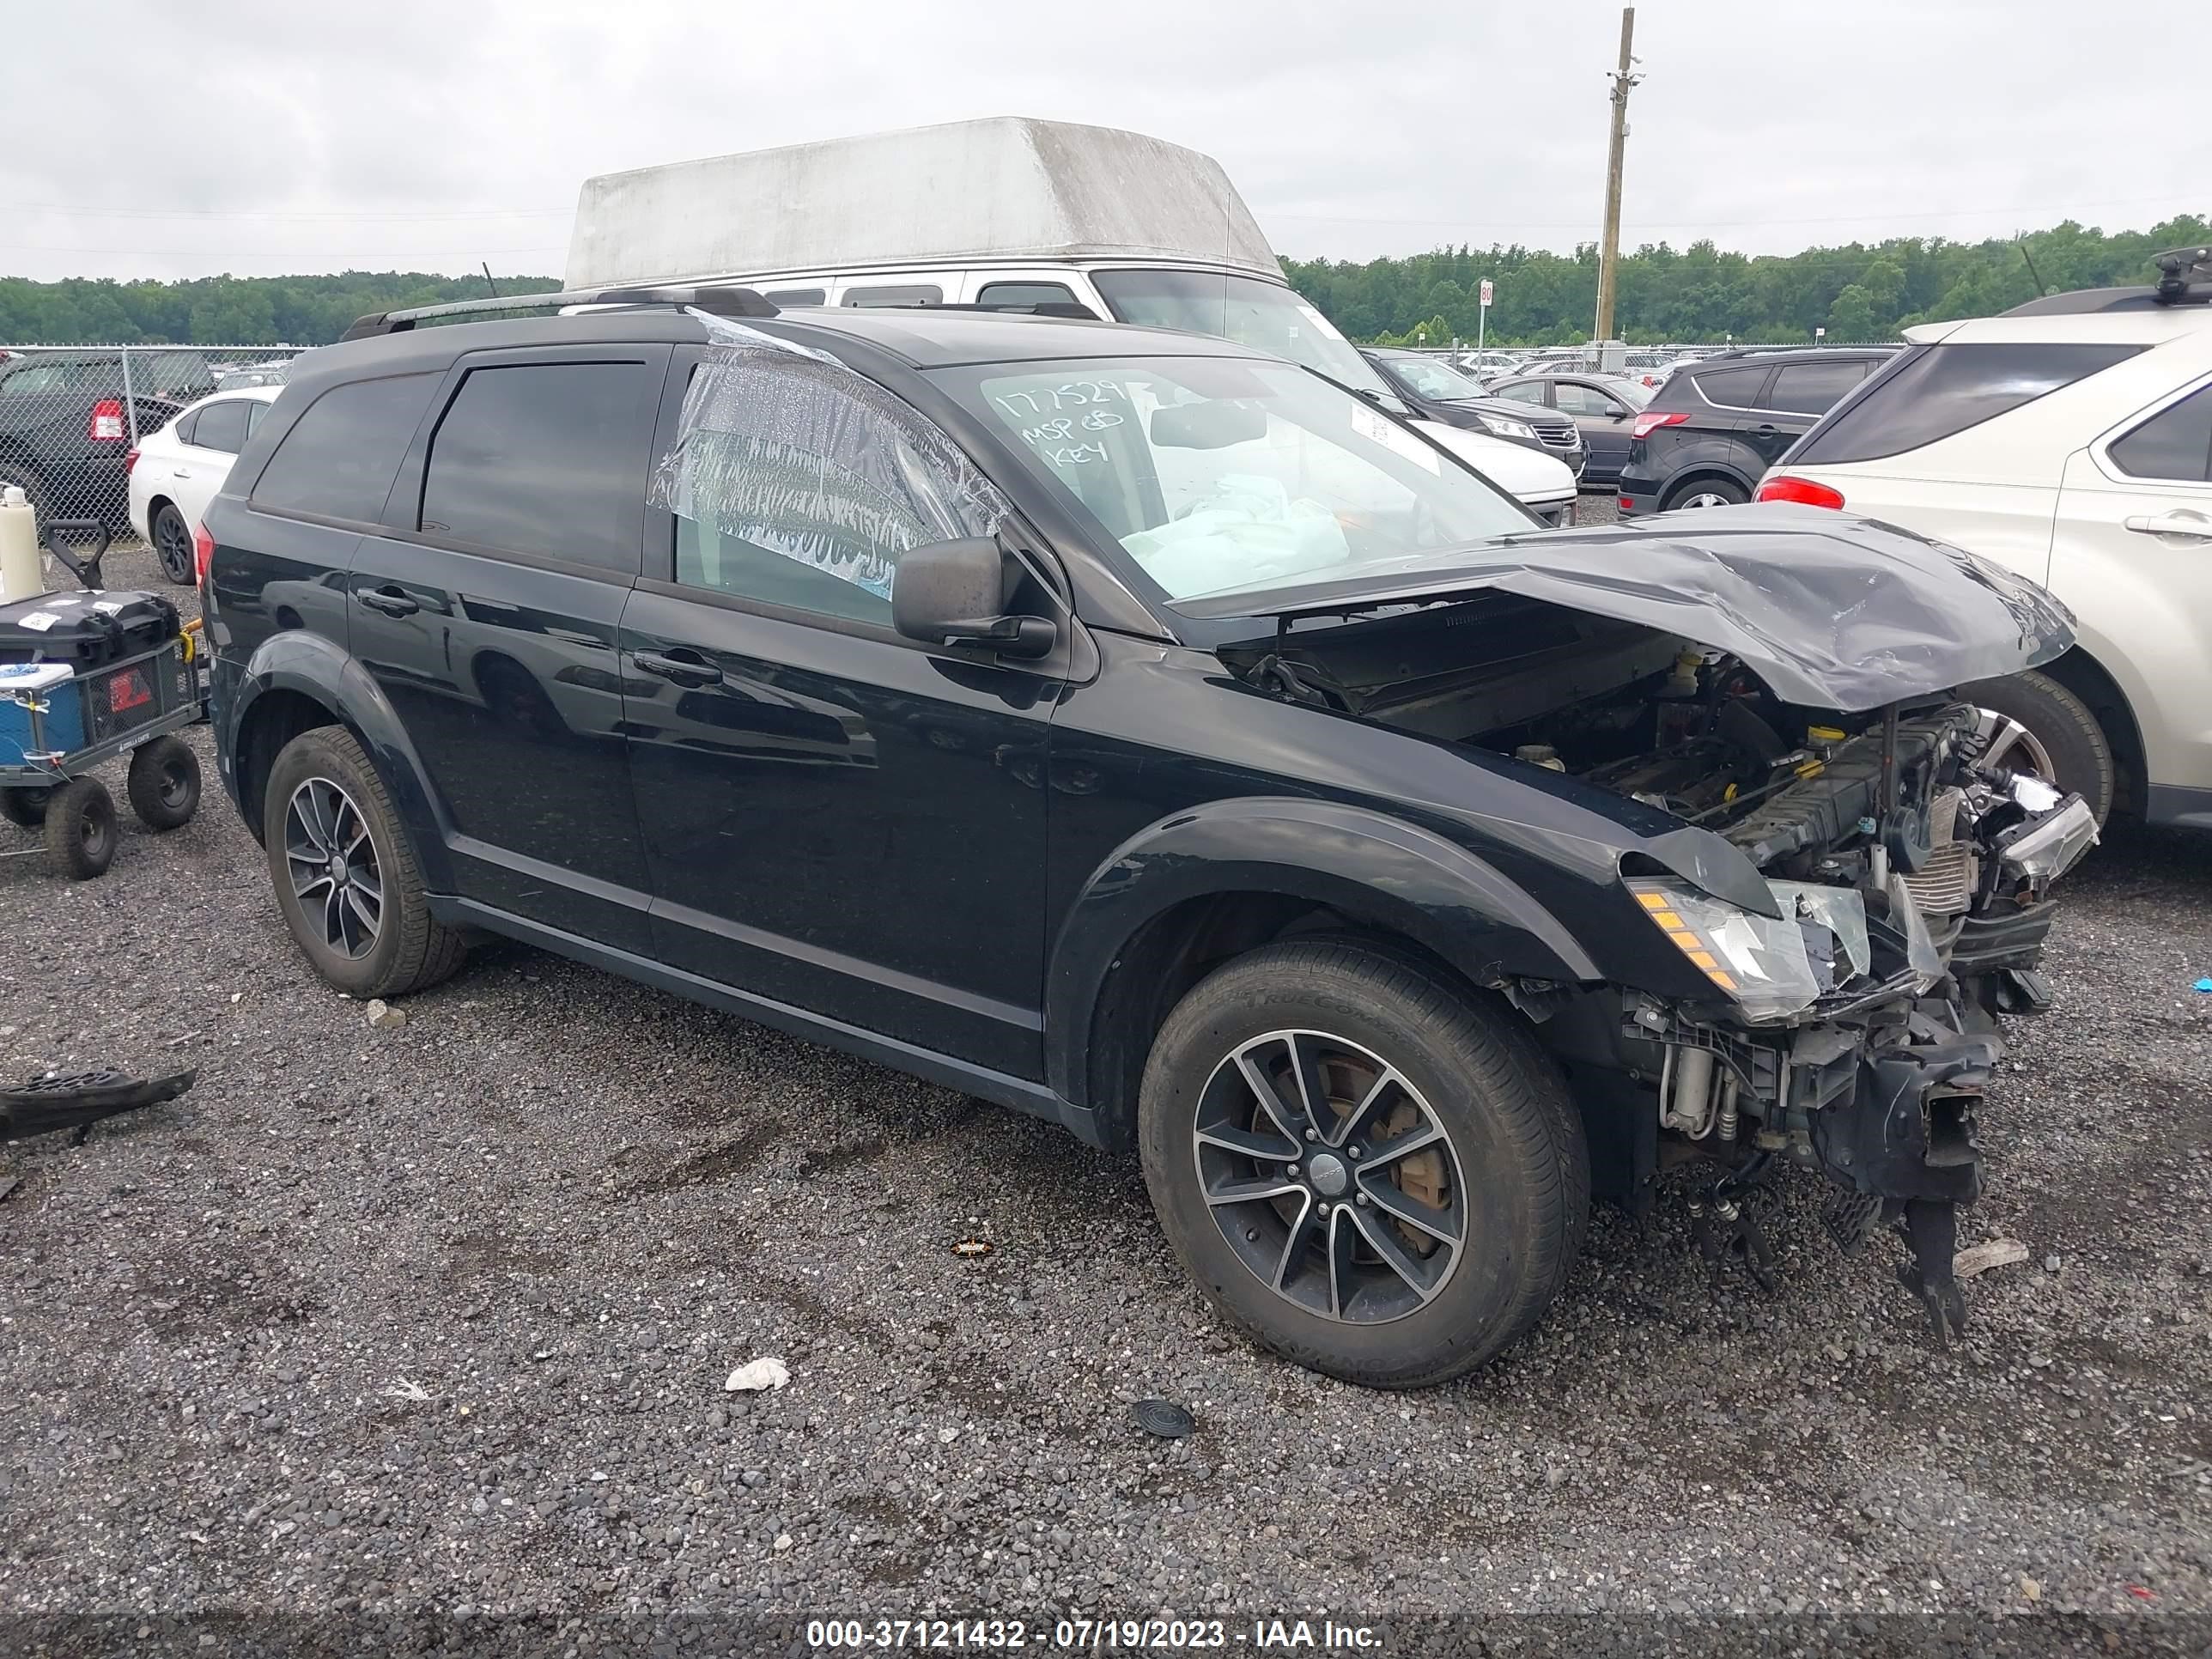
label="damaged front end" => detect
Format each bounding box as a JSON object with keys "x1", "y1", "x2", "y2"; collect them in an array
[
  {"x1": 1532, "y1": 687, "x2": 2094, "y2": 1340},
  {"x1": 1206, "y1": 514, "x2": 2094, "y2": 1337}
]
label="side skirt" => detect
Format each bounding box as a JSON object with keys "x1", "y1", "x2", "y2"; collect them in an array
[{"x1": 429, "y1": 896, "x2": 1102, "y2": 1146}]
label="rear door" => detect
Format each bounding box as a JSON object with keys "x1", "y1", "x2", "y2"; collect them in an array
[
  {"x1": 348, "y1": 344, "x2": 669, "y2": 951},
  {"x1": 1752, "y1": 360, "x2": 1871, "y2": 468},
  {"x1": 165, "y1": 397, "x2": 266, "y2": 530},
  {"x1": 2050, "y1": 374, "x2": 2212, "y2": 809},
  {"x1": 620, "y1": 347, "x2": 1064, "y2": 1079}
]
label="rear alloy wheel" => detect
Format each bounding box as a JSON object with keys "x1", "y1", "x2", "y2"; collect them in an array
[
  {"x1": 1139, "y1": 940, "x2": 1589, "y2": 1389},
  {"x1": 262, "y1": 726, "x2": 467, "y2": 997},
  {"x1": 150, "y1": 502, "x2": 196, "y2": 586},
  {"x1": 1664, "y1": 477, "x2": 1747, "y2": 510},
  {"x1": 1959, "y1": 669, "x2": 2115, "y2": 826}
]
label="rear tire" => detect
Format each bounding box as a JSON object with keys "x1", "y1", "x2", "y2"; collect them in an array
[
  {"x1": 261, "y1": 725, "x2": 467, "y2": 998},
  {"x1": 1662, "y1": 476, "x2": 1747, "y2": 511},
  {"x1": 0, "y1": 786, "x2": 50, "y2": 829},
  {"x1": 1137, "y1": 939, "x2": 1589, "y2": 1389},
  {"x1": 1958, "y1": 668, "x2": 2115, "y2": 826},
  {"x1": 127, "y1": 735, "x2": 201, "y2": 830},
  {"x1": 42, "y1": 776, "x2": 117, "y2": 880},
  {"x1": 149, "y1": 502, "x2": 195, "y2": 586}
]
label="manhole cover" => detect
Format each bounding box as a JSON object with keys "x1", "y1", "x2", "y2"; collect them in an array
[{"x1": 1130, "y1": 1398, "x2": 1195, "y2": 1439}]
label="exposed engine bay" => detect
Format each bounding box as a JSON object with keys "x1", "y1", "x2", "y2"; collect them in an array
[{"x1": 1225, "y1": 590, "x2": 2100, "y2": 1340}]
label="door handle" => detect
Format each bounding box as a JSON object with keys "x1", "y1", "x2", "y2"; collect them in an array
[
  {"x1": 632, "y1": 649, "x2": 720, "y2": 688},
  {"x1": 2123, "y1": 511, "x2": 2212, "y2": 539},
  {"x1": 171, "y1": 468, "x2": 191, "y2": 479},
  {"x1": 357, "y1": 586, "x2": 421, "y2": 617}
]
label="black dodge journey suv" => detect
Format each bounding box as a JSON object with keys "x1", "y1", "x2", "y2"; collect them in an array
[{"x1": 200, "y1": 289, "x2": 2094, "y2": 1386}]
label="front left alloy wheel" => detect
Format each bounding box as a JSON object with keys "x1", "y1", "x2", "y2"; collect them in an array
[{"x1": 1139, "y1": 939, "x2": 1589, "y2": 1389}]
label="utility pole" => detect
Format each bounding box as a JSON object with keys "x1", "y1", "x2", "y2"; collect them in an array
[{"x1": 1593, "y1": 6, "x2": 1640, "y2": 342}]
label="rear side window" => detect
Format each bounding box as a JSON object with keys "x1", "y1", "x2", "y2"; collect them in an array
[
  {"x1": 842, "y1": 284, "x2": 942, "y2": 307},
  {"x1": 2109, "y1": 383, "x2": 2212, "y2": 483},
  {"x1": 418, "y1": 362, "x2": 657, "y2": 571},
  {"x1": 252, "y1": 373, "x2": 440, "y2": 524},
  {"x1": 760, "y1": 288, "x2": 826, "y2": 307},
  {"x1": 1692, "y1": 367, "x2": 1774, "y2": 410},
  {"x1": 975, "y1": 281, "x2": 1080, "y2": 311},
  {"x1": 190, "y1": 399, "x2": 251, "y2": 455},
  {"x1": 1766, "y1": 361, "x2": 1869, "y2": 416},
  {"x1": 1791, "y1": 343, "x2": 2144, "y2": 465}
]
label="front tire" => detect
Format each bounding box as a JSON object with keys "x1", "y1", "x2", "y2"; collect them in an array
[
  {"x1": 261, "y1": 725, "x2": 466, "y2": 998},
  {"x1": 1138, "y1": 940, "x2": 1589, "y2": 1389},
  {"x1": 42, "y1": 776, "x2": 117, "y2": 880},
  {"x1": 1958, "y1": 668, "x2": 2115, "y2": 826}
]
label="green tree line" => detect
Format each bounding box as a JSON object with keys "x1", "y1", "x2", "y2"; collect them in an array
[
  {"x1": 1285, "y1": 215, "x2": 2210, "y2": 346},
  {"x1": 0, "y1": 271, "x2": 561, "y2": 345}
]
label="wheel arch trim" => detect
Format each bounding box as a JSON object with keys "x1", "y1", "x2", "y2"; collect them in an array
[
  {"x1": 1043, "y1": 796, "x2": 1600, "y2": 1110},
  {"x1": 225, "y1": 632, "x2": 453, "y2": 886}
]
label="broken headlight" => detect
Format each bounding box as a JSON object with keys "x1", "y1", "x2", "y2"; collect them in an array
[
  {"x1": 1628, "y1": 879, "x2": 1820, "y2": 1023},
  {"x1": 1996, "y1": 794, "x2": 2099, "y2": 885}
]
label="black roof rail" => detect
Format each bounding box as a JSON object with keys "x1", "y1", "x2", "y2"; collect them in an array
[
  {"x1": 2000, "y1": 248, "x2": 2211, "y2": 318},
  {"x1": 863, "y1": 299, "x2": 1103, "y2": 321},
  {"x1": 337, "y1": 285, "x2": 778, "y2": 342}
]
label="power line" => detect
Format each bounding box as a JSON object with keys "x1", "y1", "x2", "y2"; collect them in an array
[{"x1": 1265, "y1": 192, "x2": 2206, "y2": 231}]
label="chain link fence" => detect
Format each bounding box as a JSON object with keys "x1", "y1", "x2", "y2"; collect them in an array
[{"x1": 0, "y1": 344, "x2": 301, "y2": 538}]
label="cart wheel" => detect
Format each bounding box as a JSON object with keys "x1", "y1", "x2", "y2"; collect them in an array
[
  {"x1": 0, "y1": 786, "x2": 51, "y2": 829},
  {"x1": 43, "y1": 777, "x2": 117, "y2": 880},
  {"x1": 127, "y1": 736, "x2": 202, "y2": 831}
]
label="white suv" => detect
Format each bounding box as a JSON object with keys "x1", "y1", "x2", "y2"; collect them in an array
[{"x1": 1757, "y1": 246, "x2": 2212, "y2": 830}]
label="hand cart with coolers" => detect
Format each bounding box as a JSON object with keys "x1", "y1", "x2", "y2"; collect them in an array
[{"x1": 0, "y1": 521, "x2": 206, "y2": 880}]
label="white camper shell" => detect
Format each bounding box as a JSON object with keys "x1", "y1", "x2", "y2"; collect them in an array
[{"x1": 566, "y1": 118, "x2": 1579, "y2": 522}]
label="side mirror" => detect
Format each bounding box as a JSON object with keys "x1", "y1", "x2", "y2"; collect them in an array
[{"x1": 892, "y1": 537, "x2": 1056, "y2": 659}]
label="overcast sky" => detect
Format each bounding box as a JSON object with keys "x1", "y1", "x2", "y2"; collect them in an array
[{"x1": 7, "y1": 0, "x2": 2207, "y2": 286}]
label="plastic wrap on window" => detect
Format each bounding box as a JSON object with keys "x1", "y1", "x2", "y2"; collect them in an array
[{"x1": 649, "y1": 310, "x2": 1012, "y2": 600}]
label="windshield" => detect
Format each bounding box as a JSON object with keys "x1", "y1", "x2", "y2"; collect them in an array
[
  {"x1": 945, "y1": 355, "x2": 1533, "y2": 606},
  {"x1": 1090, "y1": 269, "x2": 1396, "y2": 399},
  {"x1": 1380, "y1": 354, "x2": 1489, "y2": 403}
]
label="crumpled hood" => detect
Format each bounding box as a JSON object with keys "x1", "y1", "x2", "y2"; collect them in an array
[{"x1": 1177, "y1": 503, "x2": 2075, "y2": 712}]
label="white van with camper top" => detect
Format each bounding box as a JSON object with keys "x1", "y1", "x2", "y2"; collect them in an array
[{"x1": 566, "y1": 117, "x2": 1580, "y2": 525}]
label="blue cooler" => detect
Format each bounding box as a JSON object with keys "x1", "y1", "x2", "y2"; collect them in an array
[{"x1": 0, "y1": 661, "x2": 85, "y2": 764}]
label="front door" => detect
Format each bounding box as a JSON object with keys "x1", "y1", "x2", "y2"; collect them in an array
[
  {"x1": 349, "y1": 344, "x2": 670, "y2": 952},
  {"x1": 622, "y1": 347, "x2": 1060, "y2": 1079}
]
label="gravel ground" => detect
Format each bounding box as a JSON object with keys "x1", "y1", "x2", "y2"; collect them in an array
[{"x1": 3, "y1": 538, "x2": 2208, "y2": 1654}]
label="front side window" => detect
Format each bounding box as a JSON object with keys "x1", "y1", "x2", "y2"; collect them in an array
[
  {"x1": 1791, "y1": 342, "x2": 2145, "y2": 465},
  {"x1": 952, "y1": 355, "x2": 1530, "y2": 605},
  {"x1": 189, "y1": 398, "x2": 251, "y2": 455},
  {"x1": 418, "y1": 362, "x2": 656, "y2": 570},
  {"x1": 1091, "y1": 269, "x2": 1395, "y2": 400},
  {"x1": 252, "y1": 372, "x2": 441, "y2": 524},
  {"x1": 2108, "y1": 382, "x2": 2212, "y2": 483},
  {"x1": 653, "y1": 353, "x2": 1010, "y2": 627},
  {"x1": 1551, "y1": 382, "x2": 1622, "y2": 417}
]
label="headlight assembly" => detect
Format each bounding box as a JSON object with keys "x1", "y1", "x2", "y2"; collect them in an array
[
  {"x1": 1628, "y1": 878, "x2": 1821, "y2": 1023},
  {"x1": 1480, "y1": 415, "x2": 1539, "y2": 441}
]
